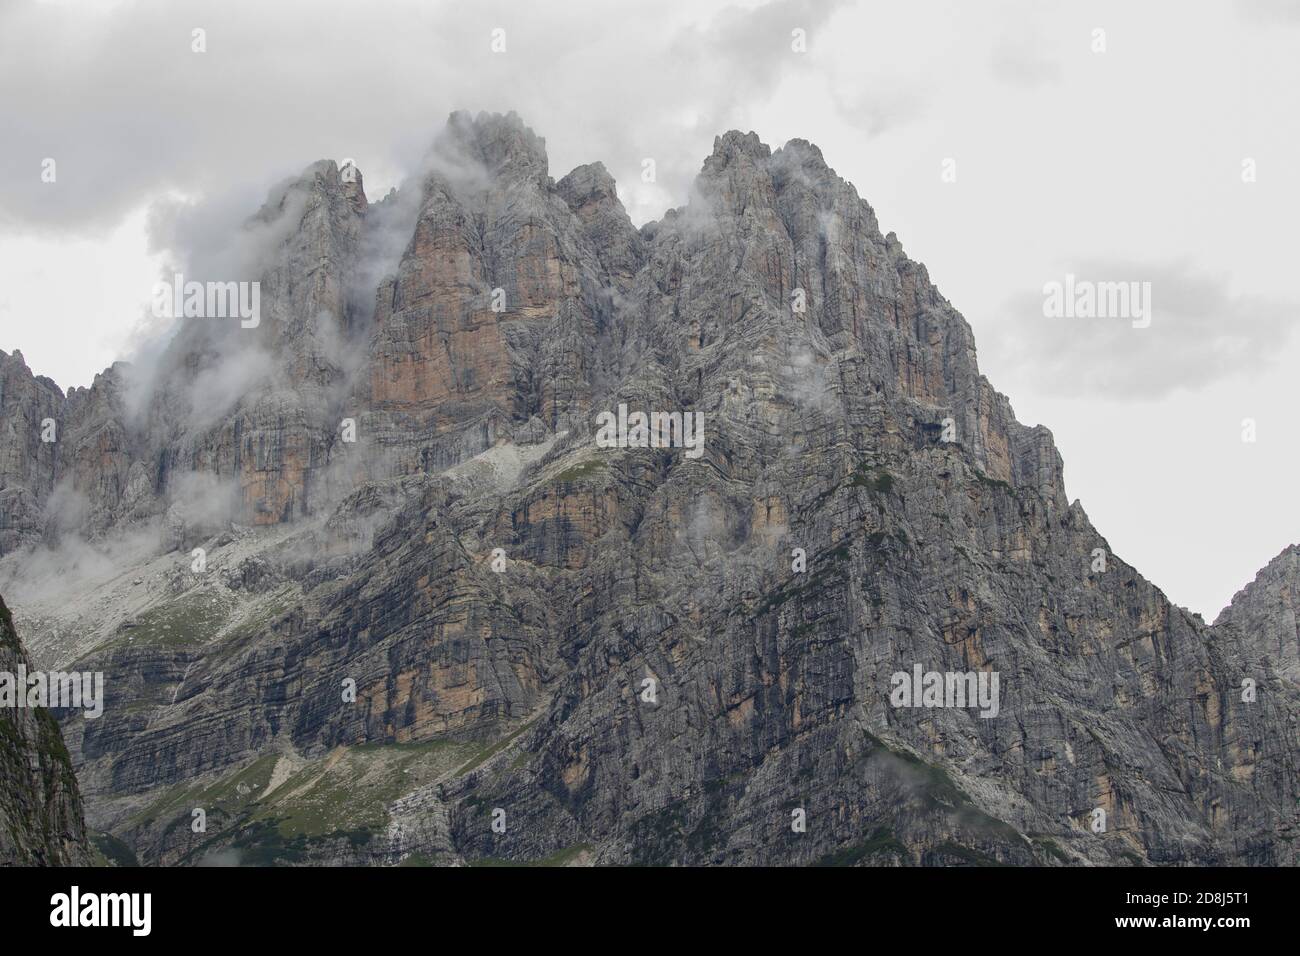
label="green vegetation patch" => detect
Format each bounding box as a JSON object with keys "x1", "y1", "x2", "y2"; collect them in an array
[
  {"x1": 552, "y1": 459, "x2": 607, "y2": 484},
  {"x1": 1031, "y1": 836, "x2": 1069, "y2": 863},
  {"x1": 973, "y1": 470, "x2": 1014, "y2": 494},
  {"x1": 127, "y1": 752, "x2": 281, "y2": 833},
  {"x1": 104, "y1": 590, "x2": 238, "y2": 651},
  {"x1": 128, "y1": 738, "x2": 477, "y2": 865},
  {"x1": 850, "y1": 466, "x2": 894, "y2": 496},
  {"x1": 813, "y1": 827, "x2": 907, "y2": 866},
  {"x1": 259, "y1": 740, "x2": 472, "y2": 839},
  {"x1": 454, "y1": 720, "x2": 536, "y2": 777},
  {"x1": 91, "y1": 830, "x2": 140, "y2": 867},
  {"x1": 208, "y1": 587, "x2": 298, "y2": 662}
]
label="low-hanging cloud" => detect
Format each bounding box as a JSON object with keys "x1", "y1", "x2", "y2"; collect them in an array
[
  {"x1": 988, "y1": 34, "x2": 1062, "y2": 88},
  {"x1": 1235, "y1": 0, "x2": 1300, "y2": 24},
  {"x1": 987, "y1": 260, "x2": 1299, "y2": 400},
  {"x1": 0, "y1": 0, "x2": 856, "y2": 239}
]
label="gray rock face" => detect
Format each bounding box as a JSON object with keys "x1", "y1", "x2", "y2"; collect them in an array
[
  {"x1": 0, "y1": 350, "x2": 64, "y2": 552},
  {"x1": 1, "y1": 113, "x2": 1296, "y2": 866},
  {"x1": 1216, "y1": 545, "x2": 1300, "y2": 683},
  {"x1": 0, "y1": 594, "x2": 92, "y2": 865}
]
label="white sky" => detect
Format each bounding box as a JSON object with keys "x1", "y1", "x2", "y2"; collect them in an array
[{"x1": 1, "y1": 0, "x2": 1297, "y2": 618}]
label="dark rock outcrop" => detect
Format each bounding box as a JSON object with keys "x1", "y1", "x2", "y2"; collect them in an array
[{"x1": 0, "y1": 593, "x2": 92, "y2": 864}]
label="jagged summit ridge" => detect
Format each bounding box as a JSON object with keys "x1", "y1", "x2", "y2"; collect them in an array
[
  {"x1": 0, "y1": 110, "x2": 1062, "y2": 545},
  {"x1": 0, "y1": 112, "x2": 1295, "y2": 867},
  {"x1": 1216, "y1": 544, "x2": 1300, "y2": 682}
]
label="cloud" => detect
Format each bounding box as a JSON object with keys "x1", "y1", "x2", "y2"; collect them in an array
[
  {"x1": 119, "y1": 177, "x2": 315, "y2": 425},
  {"x1": 989, "y1": 34, "x2": 1062, "y2": 88},
  {"x1": 0, "y1": 0, "x2": 853, "y2": 239},
  {"x1": 167, "y1": 471, "x2": 242, "y2": 523},
  {"x1": 0, "y1": 524, "x2": 163, "y2": 605},
  {"x1": 828, "y1": 83, "x2": 928, "y2": 139},
  {"x1": 786, "y1": 347, "x2": 837, "y2": 414},
  {"x1": 0, "y1": 0, "x2": 925, "y2": 389},
  {"x1": 986, "y1": 260, "x2": 1299, "y2": 400},
  {"x1": 1235, "y1": 0, "x2": 1300, "y2": 24}
]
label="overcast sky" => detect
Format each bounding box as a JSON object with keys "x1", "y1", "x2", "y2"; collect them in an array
[{"x1": 1, "y1": 0, "x2": 1297, "y2": 620}]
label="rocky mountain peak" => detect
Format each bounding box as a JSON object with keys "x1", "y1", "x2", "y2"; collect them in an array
[
  {"x1": 1215, "y1": 543, "x2": 1300, "y2": 682},
  {"x1": 708, "y1": 129, "x2": 772, "y2": 165},
  {"x1": 556, "y1": 160, "x2": 618, "y2": 209},
  {"x1": 438, "y1": 109, "x2": 550, "y2": 188},
  {"x1": 2, "y1": 115, "x2": 1296, "y2": 868},
  {"x1": 2, "y1": 348, "x2": 28, "y2": 374},
  {"x1": 557, "y1": 161, "x2": 642, "y2": 282},
  {"x1": 693, "y1": 129, "x2": 779, "y2": 215}
]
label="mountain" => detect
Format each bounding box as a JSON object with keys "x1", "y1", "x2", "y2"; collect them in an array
[
  {"x1": 1216, "y1": 545, "x2": 1300, "y2": 684},
  {"x1": 0, "y1": 594, "x2": 92, "y2": 864},
  {"x1": 0, "y1": 111, "x2": 1295, "y2": 866}
]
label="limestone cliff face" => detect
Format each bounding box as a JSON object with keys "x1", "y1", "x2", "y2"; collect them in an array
[
  {"x1": 1, "y1": 113, "x2": 1296, "y2": 867},
  {"x1": 1216, "y1": 545, "x2": 1300, "y2": 684},
  {"x1": 360, "y1": 113, "x2": 642, "y2": 484},
  {"x1": 0, "y1": 594, "x2": 92, "y2": 865},
  {"x1": 0, "y1": 351, "x2": 63, "y2": 552}
]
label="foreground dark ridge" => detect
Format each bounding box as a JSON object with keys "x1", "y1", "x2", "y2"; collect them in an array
[
  {"x1": 0, "y1": 111, "x2": 1295, "y2": 866},
  {"x1": 0, "y1": 594, "x2": 92, "y2": 865}
]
